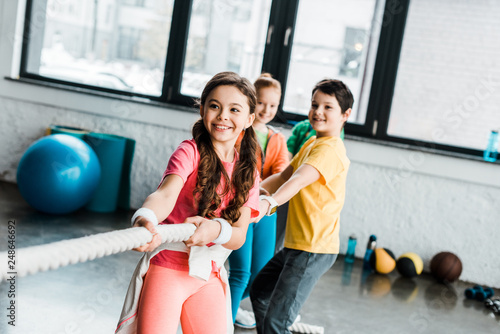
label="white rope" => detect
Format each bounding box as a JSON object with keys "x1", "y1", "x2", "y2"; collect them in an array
[
  {"x1": 289, "y1": 322, "x2": 325, "y2": 334},
  {"x1": 0, "y1": 223, "x2": 196, "y2": 282}
]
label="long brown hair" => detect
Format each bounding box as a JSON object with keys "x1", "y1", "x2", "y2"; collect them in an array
[{"x1": 193, "y1": 72, "x2": 258, "y2": 223}]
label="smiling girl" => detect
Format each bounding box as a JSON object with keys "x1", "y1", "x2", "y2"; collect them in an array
[{"x1": 116, "y1": 72, "x2": 260, "y2": 334}]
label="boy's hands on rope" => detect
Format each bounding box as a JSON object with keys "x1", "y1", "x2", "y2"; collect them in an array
[
  {"x1": 132, "y1": 217, "x2": 162, "y2": 252},
  {"x1": 184, "y1": 216, "x2": 221, "y2": 247},
  {"x1": 252, "y1": 186, "x2": 271, "y2": 223},
  {"x1": 255, "y1": 199, "x2": 270, "y2": 223}
]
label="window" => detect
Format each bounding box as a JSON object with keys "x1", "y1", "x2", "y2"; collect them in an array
[
  {"x1": 385, "y1": 0, "x2": 500, "y2": 154},
  {"x1": 23, "y1": 0, "x2": 174, "y2": 96},
  {"x1": 282, "y1": 0, "x2": 381, "y2": 127},
  {"x1": 36, "y1": 1, "x2": 500, "y2": 158},
  {"x1": 180, "y1": 0, "x2": 272, "y2": 97},
  {"x1": 22, "y1": 0, "x2": 395, "y2": 109}
]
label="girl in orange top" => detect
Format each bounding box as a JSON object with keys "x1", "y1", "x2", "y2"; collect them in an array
[{"x1": 229, "y1": 73, "x2": 289, "y2": 329}]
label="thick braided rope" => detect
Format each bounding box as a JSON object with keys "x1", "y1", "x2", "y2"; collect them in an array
[
  {"x1": 289, "y1": 322, "x2": 324, "y2": 334},
  {"x1": 0, "y1": 223, "x2": 196, "y2": 282}
]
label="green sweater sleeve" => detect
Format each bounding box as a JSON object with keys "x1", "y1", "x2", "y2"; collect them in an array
[
  {"x1": 287, "y1": 120, "x2": 344, "y2": 156},
  {"x1": 287, "y1": 120, "x2": 314, "y2": 156}
]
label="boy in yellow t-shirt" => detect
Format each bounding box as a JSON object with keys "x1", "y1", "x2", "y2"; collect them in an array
[{"x1": 250, "y1": 79, "x2": 353, "y2": 333}]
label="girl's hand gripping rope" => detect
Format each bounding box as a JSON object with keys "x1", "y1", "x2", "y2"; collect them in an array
[
  {"x1": 183, "y1": 216, "x2": 222, "y2": 247},
  {"x1": 132, "y1": 217, "x2": 162, "y2": 252}
]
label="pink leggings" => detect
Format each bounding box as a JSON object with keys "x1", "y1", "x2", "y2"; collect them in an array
[{"x1": 137, "y1": 264, "x2": 227, "y2": 334}]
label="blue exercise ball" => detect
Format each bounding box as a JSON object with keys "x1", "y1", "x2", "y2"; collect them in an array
[{"x1": 17, "y1": 134, "x2": 101, "y2": 214}]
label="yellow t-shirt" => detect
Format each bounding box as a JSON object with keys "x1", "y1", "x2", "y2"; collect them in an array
[{"x1": 284, "y1": 136, "x2": 350, "y2": 254}]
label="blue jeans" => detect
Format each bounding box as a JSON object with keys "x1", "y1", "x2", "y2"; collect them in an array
[
  {"x1": 249, "y1": 248, "x2": 337, "y2": 334},
  {"x1": 228, "y1": 214, "x2": 276, "y2": 321}
]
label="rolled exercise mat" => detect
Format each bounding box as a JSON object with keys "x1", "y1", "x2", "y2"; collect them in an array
[
  {"x1": 84, "y1": 133, "x2": 126, "y2": 212},
  {"x1": 117, "y1": 137, "x2": 135, "y2": 210},
  {"x1": 46, "y1": 125, "x2": 90, "y2": 140}
]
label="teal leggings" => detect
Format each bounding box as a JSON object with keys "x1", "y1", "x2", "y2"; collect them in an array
[{"x1": 228, "y1": 214, "x2": 276, "y2": 321}]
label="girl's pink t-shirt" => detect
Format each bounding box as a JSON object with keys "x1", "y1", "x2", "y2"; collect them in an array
[{"x1": 151, "y1": 139, "x2": 260, "y2": 270}]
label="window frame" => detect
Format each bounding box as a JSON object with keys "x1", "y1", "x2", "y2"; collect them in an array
[
  {"x1": 162, "y1": 0, "x2": 194, "y2": 106},
  {"x1": 18, "y1": 0, "x2": 490, "y2": 160}
]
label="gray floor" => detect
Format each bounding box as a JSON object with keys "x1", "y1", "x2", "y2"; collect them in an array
[{"x1": 0, "y1": 181, "x2": 499, "y2": 334}]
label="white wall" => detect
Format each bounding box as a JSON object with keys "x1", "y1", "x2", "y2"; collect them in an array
[{"x1": 1, "y1": 0, "x2": 499, "y2": 288}]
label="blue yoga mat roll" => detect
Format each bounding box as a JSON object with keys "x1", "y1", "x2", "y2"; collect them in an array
[
  {"x1": 117, "y1": 137, "x2": 135, "y2": 211},
  {"x1": 45, "y1": 126, "x2": 135, "y2": 212},
  {"x1": 84, "y1": 133, "x2": 127, "y2": 213}
]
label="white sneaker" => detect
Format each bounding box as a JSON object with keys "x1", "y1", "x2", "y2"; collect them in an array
[
  {"x1": 289, "y1": 321, "x2": 324, "y2": 334},
  {"x1": 234, "y1": 308, "x2": 256, "y2": 329}
]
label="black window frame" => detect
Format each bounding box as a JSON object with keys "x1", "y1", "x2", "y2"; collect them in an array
[{"x1": 19, "y1": 0, "x2": 488, "y2": 160}]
